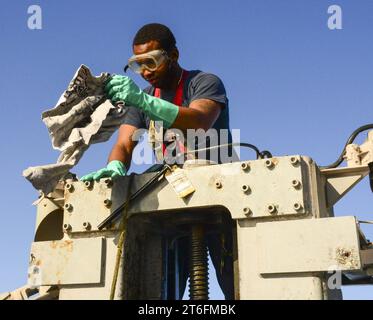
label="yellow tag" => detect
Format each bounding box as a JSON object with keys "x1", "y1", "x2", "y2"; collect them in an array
[{"x1": 165, "y1": 168, "x2": 195, "y2": 198}]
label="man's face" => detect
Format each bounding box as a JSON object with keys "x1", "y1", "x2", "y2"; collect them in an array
[{"x1": 133, "y1": 40, "x2": 176, "y2": 88}]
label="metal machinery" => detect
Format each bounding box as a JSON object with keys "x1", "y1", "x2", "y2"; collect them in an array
[{"x1": 2, "y1": 128, "x2": 373, "y2": 300}]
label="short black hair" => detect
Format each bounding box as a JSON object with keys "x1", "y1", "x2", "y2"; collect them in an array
[{"x1": 133, "y1": 23, "x2": 176, "y2": 52}]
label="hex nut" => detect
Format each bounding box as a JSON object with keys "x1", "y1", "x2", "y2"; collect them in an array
[
  {"x1": 265, "y1": 159, "x2": 274, "y2": 168},
  {"x1": 65, "y1": 183, "x2": 74, "y2": 192},
  {"x1": 104, "y1": 178, "x2": 113, "y2": 188},
  {"x1": 63, "y1": 224, "x2": 71, "y2": 232},
  {"x1": 104, "y1": 199, "x2": 112, "y2": 208},
  {"x1": 242, "y1": 185, "x2": 251, "y2": 193},
  {"x1": 84, "y1": 180, "x2": 93, "y2": 189},
  {"x1": 267, "y1": 204, "x2": 277, "y2": 214},
  {"x1": 243, "y1": 207, "x2": 252, "y2": 216},
  {"x1": 82, "y1": 222, "x2": 91, "y2": 230},
  {"x1": 64, "y1": 203, "x2": 73, "y2": 212},
  {"x1": 294, "y1": 202, "x2": 303, "y2": 211},
  {"x1": 290, "y1": 157, "x2": 299, "y2": 166},
  {"x1": 292, "y1": 180, "x2": 301, "y2": 189},
  {"x1": 241, "y1": 162, "x2": 250, "y2": 171}
]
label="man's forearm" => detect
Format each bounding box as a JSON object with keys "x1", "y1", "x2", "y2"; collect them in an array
[
  {"x1": 172, "y1": 99, "x2": 223, "y2": 131},
  {"x1": 108, "y1": 143, "x2": 131, "y2": 172},
  {"x1": 171, "y1": 106, "x2": 211, "y2": 131}
]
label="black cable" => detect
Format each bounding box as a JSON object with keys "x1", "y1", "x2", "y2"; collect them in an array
[
  {"x1": 98, "y1": 165, "x2": 172, "y2": 230},
  {"x1": 183, "y1": 142, "x2": 272, "y2": 160},
  {"x1": 259, "y1": 150, "x2": 273, "y2": 159},
  {"x1": 320, "y1": 124, "x2": 373, "y2": 169}
]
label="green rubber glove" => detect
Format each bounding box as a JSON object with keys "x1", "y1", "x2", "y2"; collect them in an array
[
  {"x1": 105, "y1": 75, "x2": 179, "y2": 128},
  {"x1": 80, "y1": 160, "x2": 127, "y2": 181}
]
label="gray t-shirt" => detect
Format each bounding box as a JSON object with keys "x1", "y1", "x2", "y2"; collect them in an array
[{"x1": 122, "y1": 70, "x2": 236, "y2": 163}]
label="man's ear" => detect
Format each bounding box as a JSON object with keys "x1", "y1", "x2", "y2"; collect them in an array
[{"x1": 169, "y1": 47, "x2": 179, "y2": 63}]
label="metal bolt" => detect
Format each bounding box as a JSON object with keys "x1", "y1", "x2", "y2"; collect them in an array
[
  {"x1": 265, "y1": 159, "x2": 274, "y2": 168},
  {"x1": 64, "y1": 203, "x2": 73, "y2": 212},
  {"x1": 84, "y1": 180, "x2": 93, "y2": 189},
  {"x1": 292, "y1": 180, "x2": 301, "y2": 189},
  {"x1": 63, "y1": 224, "x2": 71, "y2": 232},
  {"x1": 104, "y1": 199, "x2": 112, "y2": 208},
  {"x1": 104, "y1": 178, "x2": 113, "y2": 188},
  {"x1": 241, "y1": 162, "x2": 250, "y2": 171},
  {"x1": 267, "y1": 204, "x2": 277, "y2": 214},
  {"x1": 242, "y1": 185, "x2": 251, "y2": 193},
  {"x1": 290, "y1": 157, "x2": 299, "y2": 166},
  {"x1": 215, "y1": 181, "x2": 222, "y2": 189},
  {"x1": 65, "y1": 183, "x2": 74, "y2": 192},
  {"x1": 293, "y1": 202, "x2": 303, "y2": 211},
  {"x1": 82, "y1": 222, "x2": 91, "y2": 230},
  {"x1": 243, "y1": 207, "x2": 252, "y2": 216}
]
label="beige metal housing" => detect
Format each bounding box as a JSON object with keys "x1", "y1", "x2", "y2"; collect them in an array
[{"x1": 3, "y1": 131, "x2": 373, "y2": 300}]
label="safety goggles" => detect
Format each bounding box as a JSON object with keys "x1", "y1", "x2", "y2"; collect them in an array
[{"x1": 124, "y1": 49, "x2": 169, "y2": 74}]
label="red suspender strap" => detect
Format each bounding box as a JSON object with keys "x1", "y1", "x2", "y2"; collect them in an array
[
  {"x1": 153, "y1": 70, "x2": 189, "y2": 155},
  {"x1": 154, "y1": 69, "x2": 188, "y2": 106}
]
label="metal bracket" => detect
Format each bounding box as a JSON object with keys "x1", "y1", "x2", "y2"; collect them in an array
[{"x1": 369, "y1": 162, "x2": 373, "y2": 193}]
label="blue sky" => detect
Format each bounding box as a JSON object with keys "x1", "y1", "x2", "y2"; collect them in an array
[{"x1": 0, "y1": 0, "x2": 372, "y2": 299}]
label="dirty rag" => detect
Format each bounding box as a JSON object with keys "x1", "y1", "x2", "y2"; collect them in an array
[{"x1": 23, "y1": 65, "x2": 128, "y2": 194}]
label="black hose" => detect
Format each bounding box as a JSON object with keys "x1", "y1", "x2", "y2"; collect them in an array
[
  {"x1": 183, "y1": 142, "x2": 272, "y2": 160},
  {"x1": 320, "y1": 124, "x2": 373, "y2": 169}
]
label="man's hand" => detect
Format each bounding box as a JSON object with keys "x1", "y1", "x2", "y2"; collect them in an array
[
  {"x1": 105, "y1": 75, "x2": 179, "y2": 128},
  {"x1": 105, "y1": 75, "x2": 144, "y2": 107},
  {"x1": 80, "y1": 160, "x2": 127, "y2": 181}
]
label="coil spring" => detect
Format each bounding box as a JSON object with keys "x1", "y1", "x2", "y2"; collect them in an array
[{"x1": 189, "y1": 225, "x2": 209, "y2": 300}]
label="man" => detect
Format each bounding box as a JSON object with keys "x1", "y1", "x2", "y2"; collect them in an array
[{"x1": 81, "y1": 23, "x2": 234, "y2": 299}]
